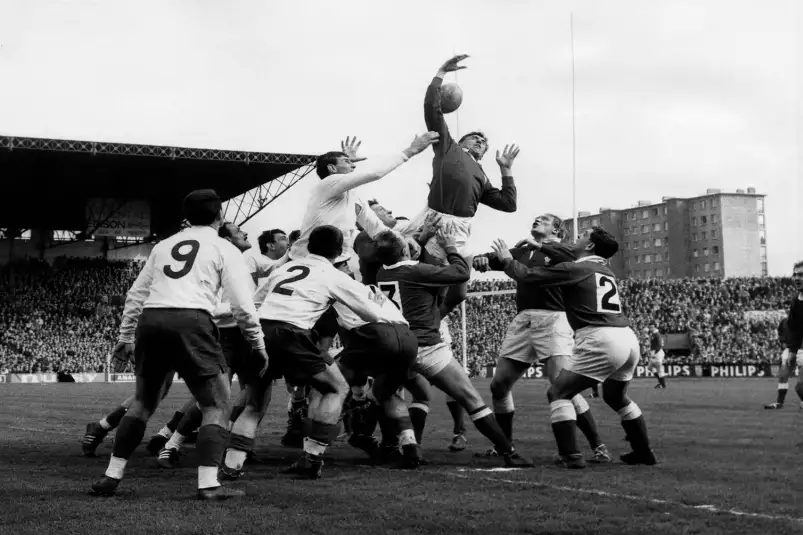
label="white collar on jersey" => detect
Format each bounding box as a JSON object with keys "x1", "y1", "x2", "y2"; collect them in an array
[
  {"x1": 383, "y1": 259, "x2": 419, "y2": 270},
  {"x1": 305, "y1": 253, "x2": 334, "y2": 265},
  {"x1": 574, "y1": 255, "x2": 608, "y2": 265}
]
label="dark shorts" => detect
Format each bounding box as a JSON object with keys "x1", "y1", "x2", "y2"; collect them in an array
[
  {"x1": 135, "y1": 308, "x2": 225, "y2": 383},
  {"x1": 219, "y1": 326, "x2": 253, "y2": 383},
  {"x1": 262, "y1": 319, "x2": 335, "y2": 384},
  {"x1": 337, "y1": 323, "x2": 418, "y2": 388},
  {"x1": 312, "y1": 307, "x2": 339, "y2": 342}
]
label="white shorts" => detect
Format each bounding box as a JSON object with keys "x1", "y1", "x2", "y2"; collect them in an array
[
  {"x1": 410, "y1": 342, "x2": 453, "y2": 378},
  {"x1": 498, "y1": 310, "x2": 574, "y2": 365},
  {"x1": 565, "y1": 326, "x2": 640, "y2": 383},
  {"x1": 440, "y1": 317, "x2": 452, "y2": 346},
  {"x1": 781, "y1": 349, "x2": 802, "y2": 367},
  {"x1": 409, "y1": 206, "x2": 473, "y2": 264}
]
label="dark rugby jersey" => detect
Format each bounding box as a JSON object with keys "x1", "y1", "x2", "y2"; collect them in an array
[
  {"x1": 424, "y1": 77, "x2": 517, "y2": 218},
  {"x1": 503, "y1": 255, "x2": 629, "y2": 331},
  {"x1": 376, "y1": 246, "x2": 469, "y2": 346},
  {"x1": 785, "y1": 294, "x2": 803, "y2": 352},
  {"x1": 649, "y1": 332, "x2": 663, "y2": 352},
  {"x1": 478, "y1": 242, "x2": 576, "y2": 313},
  {"x1": 353, "y1": 230, "x2": 381, "y2": 286}
]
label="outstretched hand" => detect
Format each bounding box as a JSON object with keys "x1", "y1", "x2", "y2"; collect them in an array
[
  {"x1": 496, "y1": 144, "x2": 520, "y2": 173},
  {"x1": 490, "y1": 239, "x2": 513, "y2": 263},
  {"x1": 437, "y1": 54, "x2": 469, "y2": 75},
  {"x1": 341, "y1": 137, "x2": 367, "y2": 162}
]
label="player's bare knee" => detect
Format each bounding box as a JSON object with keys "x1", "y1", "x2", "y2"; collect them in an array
[{"x1": 601, "y1": 380, "x2": 629, "y2": 410}]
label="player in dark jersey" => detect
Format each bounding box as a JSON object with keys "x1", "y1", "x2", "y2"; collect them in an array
[
  {"x1": 473, "y1": 215, "x2": 610, "y2": 464},
  {"x1": 491, "y1": 227, "x2": 656, "y2": 469},
  {"x1": 375, "y1": 227, "x2": 532, "y2": 467},
  {"x1": 767, "y1": 261, "x2": 803, "y2": 409},
  {"x1": 764, "y1": 318, "x2": 799, "y2": 409}
]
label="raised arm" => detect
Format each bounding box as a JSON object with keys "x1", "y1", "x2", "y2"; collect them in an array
[
  {"x1": 479, "y1": 144, "x2": 520, "y2": 213},
  {"x1": 118, "y1": 252, "x2": 157, "y2": 343},
  {"x1": 503, "y1": 260, "x2": 576, "y2": 287},
  {"x1": 424, "y1": 55, "x2": 468, "y2": 153}
]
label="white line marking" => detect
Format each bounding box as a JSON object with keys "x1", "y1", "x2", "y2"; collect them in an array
[{"x1": 446, "y1": 469, "x2": 803, "y2": 525}]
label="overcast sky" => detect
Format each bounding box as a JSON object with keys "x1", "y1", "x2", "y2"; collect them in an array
[{"x1": 1, "y1": 0, "x2": 800, "y2": 275}]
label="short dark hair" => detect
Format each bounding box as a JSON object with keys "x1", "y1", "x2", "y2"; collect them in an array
[
  {"x1": 375, "y1": 230, "x2": 407, "y2": 266},
  {"x1": 289, "y1": 229, "x2": 301, "y2": 244},
  {"x1": 316, "y1": 151, "x2": 348, "y2": 179},
  {"x1": 458, "y1": 131, "x2": 487, "y2": 144},
  {"x1": 308, "y1": 225, "x2": 343, "y2": 259},
  {"x1": 794, "y1": 260, "x2": 803, "y2": 271},
  {"x1": 258, "y1": 229, "x2": 286, "y2": 254},
  {"x1": 183, "y1": 189, "x2": 222, "y2": 226},
  {"x1": 367, "y1": 199, "x2": 379, "y2": 207},
  {"x1": 544, "y1": 213, "x2": 566, "y2": 239},
  {"x1": 218, "y1": 221, "x2": 235, "y2": 239},
  {"x1": 589, "y1": 227, "x2": 619, "y2": 259}
]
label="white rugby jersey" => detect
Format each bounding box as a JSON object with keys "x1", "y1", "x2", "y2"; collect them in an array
[
  {"x1": 118, "y1": 225, "x2": 264, "y2": 349},
  {"x1": 254, "y1": 254, "x2": 397, "y2": 330},
  {"x1": 335, "y1": 284, "x2": 408, "y2": 331},
  {"x1": 290, "y1": 152, "x2": 409, "y2": 263}
]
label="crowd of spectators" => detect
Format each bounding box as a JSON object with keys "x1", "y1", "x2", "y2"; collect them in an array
[{"x1": 0, "y1": 257, "x2": 795, "y2": 375}]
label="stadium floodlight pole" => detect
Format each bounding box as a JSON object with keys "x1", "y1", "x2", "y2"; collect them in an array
[{"x1": 570, "y1": 11, "x2": 578, "y2": 244}]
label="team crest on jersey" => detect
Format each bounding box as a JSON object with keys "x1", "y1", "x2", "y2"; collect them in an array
[{"x1": 543, "y1": 256, "x2": 551, "y2": 266}]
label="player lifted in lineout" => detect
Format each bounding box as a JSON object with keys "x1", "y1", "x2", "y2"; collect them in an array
[
  {"x1": 765, "y1": 261, "x2": 803, "y2": 409},
  {"x1": 492, "y1": 227, "x2": 656, "y2": 468}
]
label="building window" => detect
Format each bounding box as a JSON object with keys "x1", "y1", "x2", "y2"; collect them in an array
[
  {"x1": 693, "y1": 249, "x2": 699, "y2": 258},
  {"x1": 666, "y1": 266, "x2": 671, "y2": 275},
  {"x1": 663, "y1": 206, "x2": 668, "y2": 215},
  {"x1": 711, "y1": 198, "x2": 717, "y2": 208},
  {"x1": 633, "y1": 241, "x2": 639, "y2": 250},
  {"x1": 760, "y1": 246, "x2": 767, "y2": 261},
  {"x1": 624, "y1": 242, "x2": 630, "y2": 250},
  {"x1": 592, "y1": 218, "x2": 600, "y2": 226},
  {"x1": 702, "y1": 231, "x2": 707, "y2": 240},
  {"x1": 645, "y1": 269, "x2": 653, "y2": 278},
  {"x1": 655, "y1": 268, "x2": 663, "y2": 277},
  {"x1": 758, "y1": 214, "x2": 765, "y2": 226},
  {"x1": 665, "y1": 237, "x2": 669, "y2": 246},
  {"x1": 643, "y1": 240, "x2": 649, "y2": 248},
  {"x1": 624, "y1": 228, "x2": 630, "y2": 236},
  {"x1": 713, "y1": 246, "x2": 719, "y2": 255},
  {"x1": 641, "y1": 225, "x2": 649, "y2": 234},
  {"x1": 703, "y1": 247, "x2": 709, "y2": 256},
  {"x1": 712, "y1": 229, "x2": 718, "y2": 239},
  {"x1": 655, "y1": 253, "x2": 663, "y2": 262},
  {"x1": 704, "y1": 263, "x2": 710, "y2": 272},
  {"x1": 761, "y1": 262, "x2": 768, "y2": 276},
  {"x1": 701, "y1": 200, "x2": 707, "y2": 209},
  {"x1": 714, "y1": 261, "x2": 720, "y2": 271},
  {"x1": 644, "y1": 255, "x2": 652, "y2": 263},
  {"x1": 636, "y1": 256, "x2": 641, "y2": 264},
  {"x1": 651, "y1": 208, "x2": 659, "y2": 217},
  {"x1": 634, "y1": 270, "x2": 641, "y2": 278},
  {"x1": 642, "y1": 210, "x2": 649, "y2": 219},
  {"x1": 626, "y1": 258, "x2": 631, "y2": 265},
  {"x1": 654, "y1": 238, "x2": 662, "y2": 247},
  {"x1": 664, "y1": 221, "x2": 668, "y2": 231},
  {"x1": 760, "y1": 229, "x2": 765, "y2": 245},
  {"x1": 757, "y1": 198, "x2": 764, "y2": 213},
  {"x1": 701, "y1": 215, "x2": 707, "y2": 224},
  {"x1": 692, "y1": 233, "x2": 698, "y2": 242},
  {"x1": 695, "y1": 265, "x2": 701, "y2": 273},
  {"x1": 653, "y1": 223, "x2": 660, "y2": 231},
  {"x1": 692, "y1": 217, "x2": 697, "y2": 226},
  {"x1": 692, "y1": 202, "x2": 697, "y2": 211},
  {"x1": 712, "y1": 213, "x2": 718, "y2": 223}
]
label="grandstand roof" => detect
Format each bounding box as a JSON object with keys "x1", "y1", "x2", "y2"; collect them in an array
[{"x1": 0, "y1": 135, "x2": 316, "y2": 235}]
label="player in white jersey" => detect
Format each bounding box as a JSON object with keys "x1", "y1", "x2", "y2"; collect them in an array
[
  {"x1": 222, "y1": 225, "x2": 407, "y2": 479},
  {"x1": 155, "y1": 221, "x2": 267, "y2": 468},
  {"x1": 89, "y1": 189, "x2": 269, "y2": 500}
]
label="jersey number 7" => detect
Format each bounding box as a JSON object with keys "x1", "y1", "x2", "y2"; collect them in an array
[
  {"x1": 594, "y1": 272, "x2": 621, "y2": 314},
  {"x1": 378, "y1": 282, "x2": 403, "y2": 312}
]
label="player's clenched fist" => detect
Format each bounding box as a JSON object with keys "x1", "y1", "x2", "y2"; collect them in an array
[
  {"x1": 473, "y1": 256, "x2": 490, "y2": 272},
  {"x1": 110, "y1": 342, "x2": 134, "y2": 373}
]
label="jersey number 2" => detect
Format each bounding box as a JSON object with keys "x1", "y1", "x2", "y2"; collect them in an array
[
  {"x1": 164, "y1": 240, "x2": 200, "y2": 279},
  {"x1": 272, "y1": 266, "x2": 311, "y2": 296},
  {"x1": 594, "y1": 273, "x2": 621, "y2": 314},
  {"x1": 378, "y1": 282, "x2": 402, "y2": 312}
]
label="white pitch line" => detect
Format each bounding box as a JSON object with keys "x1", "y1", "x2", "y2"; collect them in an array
[{"x1": 446, "y1": 469, "x2": 803, "y2": 525}]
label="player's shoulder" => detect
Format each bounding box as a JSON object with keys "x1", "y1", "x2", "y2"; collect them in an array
[{"x1": 378, "y1": 260, "x2": 424, "y2": 280}]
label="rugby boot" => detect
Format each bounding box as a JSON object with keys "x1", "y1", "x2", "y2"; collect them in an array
[
  {"x1": 146, "y1": 433, "x2": 170, "y2": 456},
  {"x1": 475, "y1": 446, "x2": 500, "y2": 458},
  {"x1": 448, "y1": 433, "x2": 468, "y2": 452},
  {"x1": 377, "y1": 442, "x2": 401, "y2": 465},
  {"x1": 764, "y1": 402, "x2": 784, "y2": 409},
  {"x1": 400, "y1": 443, "x2": 424, "y2": 469},
  {"x1": 620, "y1": 449, "x2": 658, "y2": 466},
  {"x1": 556, "y1": 453, "x2": 586, "y2": 469},
  {"x1": 82, "y1": 422, "x2": 108, "y2": 457},
  {"x1": 284, "y1": 454, "x2": 323, "y2": 479},
  {"x1": 503, "y1": 449, "x2": 534, "y2": 468},
  {"x1": 157, "y1": 447, "x2": 180, "y2": 469},
  {"x1": 89, "y1": 475, "x2": 120, "y2": 496},
  {"x1": 197, "y1": 486, "x2": 245, "y2": 500},
  {"x1": 588, "y1": 444, "x2": 612, "y2": 463},
  {"x1": 348, "y1": 434, "x2": 381, "y2": 460},
  {"x1": 218, "y1": 464, "x2": 244, "y2": 482}
]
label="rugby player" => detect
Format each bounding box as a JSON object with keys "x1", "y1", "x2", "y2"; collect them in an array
[
  {"x1": 473, "y1": 215, "x2": 610, "y2": 463},
  {"x1": 89, "y1": 189, "x2": 268, "y2": 499},
  {"x1": 647, "y1": 327, "x2": 667, "y2": 389},
  {"x1": 409, "y1": 54, "x2": 519, "y2": 319},
  {"x1": 156, "y1": 221, "x2": 262, "y2": 468},
  {"x1": 492, "y1": 227, "x2": 656, "y2": 468},
  {"x1": 375, "y1": 227, "x2": 532, "y2": 467},
  {"x1": 766, "y1": 262, "x2": 803, "y2": 409},
  {"x1": 221, "y1": 225, "x2": 408, "y2": 479},
  {"x1": 764, "y1": 318, "x2": 798, "y2": 409}
]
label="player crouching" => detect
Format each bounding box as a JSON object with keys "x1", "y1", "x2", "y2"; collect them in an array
[{"x1": 492, "y1": 227, "x2": 657, "y2": 468}]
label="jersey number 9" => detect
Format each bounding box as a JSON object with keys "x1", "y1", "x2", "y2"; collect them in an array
[{"x1": 164, "y1": 240, "x2": 201, "y2": 279}]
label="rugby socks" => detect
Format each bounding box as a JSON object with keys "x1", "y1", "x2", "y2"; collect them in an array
[
  {"x1": 224, "y1": 433, "x2": 255, "y2": 471},
  {"x1": 156, "y1": 410, "x2": 185, "y2": 439},
  {"x1": 196, "y1": 424, "x2": 228, "y2": 489},
  {"x1": 658, "y1": 376, "x2": 667, "y2": 388},
  {"x1": 303, "y1": 419, "x2": 340, "y2": 460},
  {"x1": 550, "y1": 399, "x2": 580, "y2": 457},
  {"x1": 378, "y1": 413, "x2": 399, "y2": 447},
  {"x1": 99, "y1": 405, "x2": 127, "y2": 431},
  {"x1": 165, "y1": 406, "x2": 203, "y2": 451},
  {"x1": 445, "y1": 396, "x2": 467, "y2": 435},
  {"x1": 492, "y1": 393, "x2": 515, "y2": 442},
  {"x1": 777, "y1": 383, "x2": 788, "y2": 405},
  {"x1": 572, "y1": 395, "x2": 602, "y2": 450},
  {"x1": 408, "y1": 403, "x2": 429, "y2": 445},
  {"x1": 468, "y1": 405, "x2": 511, "y2": 453},
  {"x1": 618, "y1": 402, "x2": 651, "y2": 452},
  {"x1": 105, "y1": 416, "x2": 147, "y2": 480}
]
